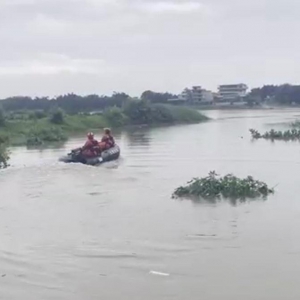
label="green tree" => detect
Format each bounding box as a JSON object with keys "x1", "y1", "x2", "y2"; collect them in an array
[
  {"x1": 29, "y1": 110, "x2": 47, "y2": 120},
  {"x1": 123, "y1": 100, "x2": 154, "y2": 125},
  {"x1": 0, "y1": 106, "x2": 5, "y2": 127},
  {"x1": 249, "y1": 84, "x2": 300, "y2": 105},
  {"x1": 104, "y1": 107, "x2": 127, "y2": 127},
  {"x1": 141, "y1": 90, "x2": 176, "y2": 103},
  {"x1": 49, "y1": 108, "x2": 65, "y2": 124},
  {"x1": 151, "y1": 104, "x2": 174, "y2": 123}
]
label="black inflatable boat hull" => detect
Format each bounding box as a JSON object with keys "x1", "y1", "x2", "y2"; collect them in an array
[{"x1": 59, "y1": 145, "x2": 120, "y2": 165}]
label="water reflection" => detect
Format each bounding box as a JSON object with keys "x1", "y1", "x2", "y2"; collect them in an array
[
  {"x1": 26, "y1": 141, "x2": 67, "y2": 151},
  {"x1": 124, "y1": 129, "x2": 151, "y2": 148},
  {"x1": 179, "y1": 195, "x2": 269, "y2": 207}
]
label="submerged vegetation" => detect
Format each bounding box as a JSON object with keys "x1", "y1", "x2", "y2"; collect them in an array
[
  {"x1": 250, "y1": 128, "x2": 300, "y2": 141},
  {"x1": 250, "y1": 118, "x2": 300, "y2": 141},
  {"x1": 173, "y1": 171, "x2": 274, "y2": 200}
]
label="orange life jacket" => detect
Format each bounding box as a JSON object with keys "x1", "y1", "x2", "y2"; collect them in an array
[
  {"x1": 82, "y1": 139, "x2": 99, "y2": 157},
  {"x1": 100, "y1": 134, "x2": 115, "y2": 150}
]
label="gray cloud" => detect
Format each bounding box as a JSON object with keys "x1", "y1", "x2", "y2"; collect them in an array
[{"x1": 0, "y1": 0, "x2": 299, "y2": 97}]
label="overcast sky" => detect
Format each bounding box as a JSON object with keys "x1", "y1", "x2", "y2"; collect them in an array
[{"x1": 0, "y1": 0, "x2": 299, "y2": 97}]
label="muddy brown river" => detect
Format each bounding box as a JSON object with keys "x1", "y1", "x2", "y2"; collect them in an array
[{"x1": 1, "y1": 109, "x2": 300, "y2": 300}]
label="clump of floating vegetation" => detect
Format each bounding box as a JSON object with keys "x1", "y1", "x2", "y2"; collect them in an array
[
  {"x1": 291, "y1": 121, "x2": 300, "y2": 128},
  {"x1": 250, "y1": 128, "x2": 300, "y2": 141},
  {"x1": 172, "y1": 171, "x2": 274, "y2": 200},
  {"x1": 0, "y1": 134, "x2": 9, "y2": 169}
]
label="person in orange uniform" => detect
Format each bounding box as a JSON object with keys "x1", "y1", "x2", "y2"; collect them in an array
[
  {"x1": 81, "y1": 132, "x2": 99, "y2": 158},
  {"x1": 99, "y1": 128, "x2": 115, "y2": 151}
]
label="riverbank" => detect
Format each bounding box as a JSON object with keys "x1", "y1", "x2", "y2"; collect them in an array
[
  {"x1": 184, "y1": 102, "x2": 300, "y2": 111},
  {"x1": 0, "y1": 103, "x2": 208, "y2": 146},
  {"x1": 180, "y1": 103, "x2": 272, "y2": 110}
]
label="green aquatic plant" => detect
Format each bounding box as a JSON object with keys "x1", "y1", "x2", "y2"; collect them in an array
[
  {"x1": 173, "y1": 171, "x2": 274, "y2": 200},
  {"x1": 249, "y1": 129, "x2": 262, "y2": 139},
  {"x1": 250, "y1": 128, "x2": 300, "y2": 141},
  {"x1": 291, "y1": 121, "x2": 300, "y2": 128}
]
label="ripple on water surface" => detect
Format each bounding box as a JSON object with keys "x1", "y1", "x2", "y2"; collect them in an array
[{"x1": 2, "y1": 110, "x2": 300, "y2": 299}]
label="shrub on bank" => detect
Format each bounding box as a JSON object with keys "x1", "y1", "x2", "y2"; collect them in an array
[
  {"x1": 49, "y1": 108, "x2": 65, "y2": 124},
  {"x1": 123, "y1": 100, "x2": 153, "y2": 125},
  {"x1": 151, "y1": 104, "x2": 175, "y2": 123},
  {"x1": 26, "y1": 127, "x2": 67, "y2": 146},
  {"x1": 62, "y1": 114, "x2": 107, "y2": 132},
  {"x1": 123, "y1": 100, "x2": 207, "y2": 125},
  {"x1": 0, "y1": 101, "x2": 209, "y2": 147},
  {"x1": 173, "y1": 171, "x2": 274, "y2": 200},
  {"x1": 166, "y1": 105, "x2": 209, "y2": 123},
  {"x1": 103, "y1": 107, "x2": 127, "y2": 127},
  {"x1": 291, "y1": 121, "x2": 300, "y2": 128},
  {"x1": 0, "y1": 106, "x2": 6, "y2": 127},
  {"x1": 0, "y1": 134, "x2": 9, "y2": 169},
  {"x1": 29, "y1": 110, "x2": 47, "y2": 120}
]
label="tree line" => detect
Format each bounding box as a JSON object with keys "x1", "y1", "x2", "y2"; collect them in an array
[
  {"x1": 248, "y1": 84, "x2": 300, "y2": 104},
  {"x1": 0, "y1": 91, "x2": 177, "y2": 113},
  {"x1": 1, "y1": 92, "x2": 130, "y2": 113},
  {"x1": 1, "y1": 84, "x2": 300, "y2": 113},
  {"x1": 141, "y1": 85, "x2": 300, "y2": 105}
]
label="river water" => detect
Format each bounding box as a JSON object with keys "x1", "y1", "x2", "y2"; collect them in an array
[{"x1": 1, "y1": 109, "x2": 300, "y2": 300}]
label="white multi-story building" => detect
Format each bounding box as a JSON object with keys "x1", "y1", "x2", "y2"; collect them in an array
[
  {"x1": 168, "y1": 86, "x2": 214, "y2": 104},
  {"x1": 179, "y1": 88, "x2": 192, "y2": 102},
  {"x1": 201, "y1": 89, "x2": 214, "y2": 103},
  {"x1": 179, "y1": 86, "x2": 213, "y2": 103},
  {"x1": 191, "y1": 86, "x2": 203, "y2": 102},
  {"x1": 218, "y1": 84, "x2": 248, "y2": 101}
]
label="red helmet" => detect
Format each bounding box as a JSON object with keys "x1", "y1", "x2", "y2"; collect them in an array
[{"x1": 87, "y1": 132, "x2": 94, "y2": 139}]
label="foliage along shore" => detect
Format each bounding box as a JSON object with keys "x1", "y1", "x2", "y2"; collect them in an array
[
  {"x1": 250, "y1": 119, "x2": 300, "y2": 141},
  {"x1": 173, "y1": 171, "x2": 274, "y2": 202},
  {"x1": 0, "y1": 134, "x2": 9, "y2": 169},
  {"x1": 250, "y1": 128, "x2": 300, "y2": 141},
  {"x1": 0, "y1": 100, "x2": 208, "y2": 148}
]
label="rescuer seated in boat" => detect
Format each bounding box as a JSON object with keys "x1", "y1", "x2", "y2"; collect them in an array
[
  {"x1": 98, "y1": 128, "x2": 115, "y2": 151},
  {"x1": 79, "y1": 132, "x2": 99, "y2": 158}
]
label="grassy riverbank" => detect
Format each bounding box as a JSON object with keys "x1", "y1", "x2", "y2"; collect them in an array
[
  {"x1": 0, "y1": 102, "x2": 208, "y2": 146},
  {"x1": 0, "y1": 114, "x2": 106, "y2": 145}
]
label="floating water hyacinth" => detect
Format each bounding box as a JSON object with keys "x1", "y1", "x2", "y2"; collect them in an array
[
  {"x1": 250, "y1": 128, "x2": 300, "y2": 141},
  {"x1": 0, "y1": 134, "x2": 9, "y2": 169},
  {"x1": 173, "y1": 171, "x2": 274, "y2": 200}
]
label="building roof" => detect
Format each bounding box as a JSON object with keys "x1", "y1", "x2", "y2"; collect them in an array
[{"x1": 219, "y1": 84, "x2": 248, "y2": 88}]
